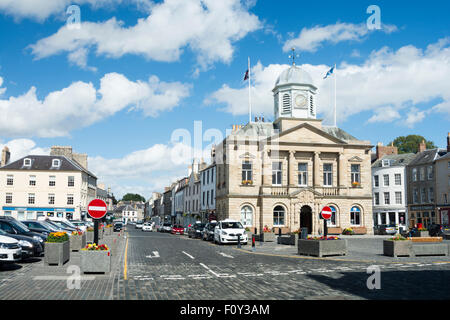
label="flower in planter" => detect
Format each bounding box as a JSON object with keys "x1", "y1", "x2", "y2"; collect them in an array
[
  {"x1": 418, "y1": 228, "x2": 427, "y2": 231},
  {"x1": 105, "y1": 224, "x2": 113, "y2": 228},
  {"x1": 86, "y1": 227, "x2": 94, "y2": 232},
  {"x1": 263, "y1": 225, "x2": 272, "y2": 233},
  {"x1": 351, "y1": 181, "x2": 360, "y2": 187},
  {"x1": 245, "y1": 227, "x2": 250, "y2": 232},
  {"x1": 242, "y1": 180, "x2": 253, "y2": 185},
  {"x1": 82, "y1": 243, "x2": 109, "y2": 251},
  {"x1": 390, "y1": 234, "x2": 407, "y2": 241},
  {"x1": 47, "y1": 232, "x2": 69, "y2": 243},
  {"x1": 72, "y1": 231, "x2": 83, "y2": 236},
  {"x1": 342, "y1": 228, "x2": 355, "y2": 235},
  {"x1": 292, "y1": 229, "x2": 301, "y2": 234},
  {"x1": 307, "y1": 236, "x2": 340, "y2": 240}
]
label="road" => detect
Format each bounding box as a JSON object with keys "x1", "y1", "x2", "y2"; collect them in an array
[{"x1": 119, "y1": 227, "x2": 450, "y2": 300}]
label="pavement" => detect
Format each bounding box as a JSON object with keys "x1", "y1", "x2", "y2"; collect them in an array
[{"x1": 1, "y1": 227, "x2": 449, "y2": 300}]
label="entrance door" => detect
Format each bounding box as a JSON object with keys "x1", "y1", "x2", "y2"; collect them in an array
[{"x1": 300, "y1": 206, "x2": 312, "y2": 234}]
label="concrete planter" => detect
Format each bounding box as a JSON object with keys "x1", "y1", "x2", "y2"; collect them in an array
[
  {"x1": 383, "y1": 240, "x2": 413, "y2": 257},
  {"x1": 298, "y1": 239, "x2": 347, "y2": 257},
  {"x1": 44, "y1": 241, "x2": 70, "y2": 266},
  {"x1": 261, "y1": 232, "x2": 276, "y2": 242},
  {"x1": 70, "y1": 233, "x2": 86, "y2": 252},
  {"x1": 80, "y1": 250, "x2": 111, "y2": 274},
  {"x1": 412, "y1": 243, "x2": 448, "y2": 256},
  {"x1": 278, "y1": 234, "x2": 299, "y2": 245},
  {"x1": 413, "y1": 231, "x2": 430, "y2": 237},
  {"x1": 86, "y1": 229, "x2": 103, "y2": 243}
]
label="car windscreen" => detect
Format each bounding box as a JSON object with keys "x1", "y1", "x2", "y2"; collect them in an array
[
  {"x1": 221, "y1": 222, "x2": 243, "y2": 229},
  {"x1": 194, "y1": 224, "x2": 205, "y2": 229},
  {"x1": 40, "y1": 221, "x2": 59, "y2": 231},
  {"x1": 208, "y1": 223, "x2": 217, "y2": 230},
  {"x1": 10, "y1": 220, "x2": 31, "y2": 233}
]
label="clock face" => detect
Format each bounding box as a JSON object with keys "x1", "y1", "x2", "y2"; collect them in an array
[{"x1": 295, "y1": 94, "x2": 307, "y2": 108}]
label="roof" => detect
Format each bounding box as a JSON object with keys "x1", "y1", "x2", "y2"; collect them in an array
[
  {"x1": 372, "y1": 153, "x2": 416, "y2": 168},
  {"x1": 408, "y1": 148, "x2": 448, "y2": 166},
  {"x1": 321, "y1": 126, "x2": 359, "y2": 143},
  {"x1": 232, "y1": 122, "x2": 276, "y2": 139},
  {"x1": 0, "y1": 155, "x2": 97, "y2": 178},
  {"x1": 274, "y1": 65, "x2": 315, "y2": 88},
  {"x1": 436, "y1": 152, "x2": 450, "y2": 161}
]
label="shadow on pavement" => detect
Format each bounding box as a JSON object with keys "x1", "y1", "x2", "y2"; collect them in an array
[
  {"x1": 0, "y1": 263, "x2": 23, "y2": 271},
  {"x1": 307, "y1": 269, "x2": 450, "y2": 300},
  {"x1": 19, "y1": 257, "x2": 42, "y2": 264}
]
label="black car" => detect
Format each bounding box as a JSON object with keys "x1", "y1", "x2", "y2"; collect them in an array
[
  {"x1": 21, "y1": 220, "x2": 53, "y2": 237},
  {"x1": 188, "y1": 223, "x2": 205, "y2": 239},
  {"x1": 0, "y1": 217, "x2": 47, "y2": 244},
  {"x1": 113, "y1": 222, "x2": 123, "y2": 232},
  {"x1": 428, "y1": 224, "x2": 450, "y2": 238},
  {"x1": 0, "y1": 229, "x2": 43, "y2": 259}
]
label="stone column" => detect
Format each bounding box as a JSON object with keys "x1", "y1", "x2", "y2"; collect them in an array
[
  {"x1": 313, "y1": 151, "x2": 321, "y2": 187},
  {"x1": 289, "y1": 150, "x2": 296, "y2": 186},
  {"x1": 262, "y1": 149, "x2": 271, "y2": 186},
  {"x1": 338, "y1": 152, "x2": 346, "y2": 187}
]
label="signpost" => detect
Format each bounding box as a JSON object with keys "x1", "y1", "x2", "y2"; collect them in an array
[
  {"x1": 320, "y1": 206, "x2": 332, "y2": 237},
  {"x1": 87, "y1": 199, "x2": 107, "y2": 245}
]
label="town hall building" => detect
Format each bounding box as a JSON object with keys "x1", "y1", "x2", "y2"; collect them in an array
[{"x1": 215, "y1": 62, "x2": 374, "y2": 235}]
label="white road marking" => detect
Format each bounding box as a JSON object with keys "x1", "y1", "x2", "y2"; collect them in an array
[
  {"x1": 146, "y1": 251, "x2": 160, "y2": 258},
  {"x1": 218, "y1": 252, "x2": 234, "y2": 258},
  {"x1": 182, "y1": 251, "x2": 195, "y2": 259},
  {"x1": 33, "y1": 276, "x2": 96, "y2": 281},
  {"x1": 199, "y1": 263, "x2": 235, "y2": 278}
]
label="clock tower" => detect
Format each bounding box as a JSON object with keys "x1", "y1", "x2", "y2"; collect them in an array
[{"x1": 273, "y1": 61, "x2": 317, "y2": 121}]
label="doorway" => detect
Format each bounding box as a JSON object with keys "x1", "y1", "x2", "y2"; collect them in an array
[{"x1": 300, "y1": 205, "x2": 312, "y2": 234}]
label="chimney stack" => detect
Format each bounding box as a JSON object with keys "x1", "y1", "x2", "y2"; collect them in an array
[
  {"x1": 376, "y1": 142, "x2": 397, "y2": 160},
  {"x1": 1, "y1": 146, "x2": 10, "y2": 167},
  {"x1": 447, "y1": 133, "x2": 450, "y2": 152},
  {"x1": 418, "y1": 139, "x2": 426, "y2": 153}
]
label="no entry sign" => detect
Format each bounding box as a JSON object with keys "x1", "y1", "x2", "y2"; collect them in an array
[
  {"x1": 87, "y1": 199, "x2": 107, "y2": 219},
  {"x1": 320, "y1": 206, "x2": 332, "y2": 220}
]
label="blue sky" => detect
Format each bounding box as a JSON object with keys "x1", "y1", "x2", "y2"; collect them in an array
[{"x1": 0, "y1": 0, "x2": 449, "y2": 198}]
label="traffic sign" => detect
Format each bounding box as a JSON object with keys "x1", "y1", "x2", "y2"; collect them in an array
[
  {"x1": 320, "y1": 206, "x2": 332, "y2": 220},
  {"x1": 87, "y1": 199, "x2": 107, "y2": 219}
]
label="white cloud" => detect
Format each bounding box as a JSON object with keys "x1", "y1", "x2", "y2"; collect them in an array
[
  {"x1": 0, "y1": 139, "x2": 49, "y2": 163},
  {"x1": 403, "y1": 107, "x2": 427, "y2": 128},
  {"x1": 29, "y1": 0, "x2": 261, "y2": 71},
  {"x1": 0, "y1": 0, "x2": 153, "y2": 21},
  {"x1": 0, "y1": 76, "x2": 5, "y2": 95},
  {"x1": 0, "y1": 72, "x2": 191, "y2": 137},
  {"x1": 208, "y1": 38, "x2": 450, "y2": 128},
  {"x1": 283, "y1": 22, "x2": 397, "y2": 53},
  {"x1": 367, "y1": 106, "x2": 401, "y2": 123}
]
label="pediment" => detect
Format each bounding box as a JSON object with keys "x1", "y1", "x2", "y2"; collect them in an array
[
  {"x1": 239, "y1": 152, "x2": 256, "y2": 159},
  {"x1": 267, "y1": 123, "x2": 346, "y2": 145},
  {"x1": 348, "y1": 156, "x2": 363, "y2": 162},
  {"x1": 291, "y1": 187, "x2": 321, "y2": 198}
]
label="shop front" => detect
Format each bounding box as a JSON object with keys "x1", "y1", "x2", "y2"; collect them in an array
[
  {"x1": 438, "y1": 207, "x2": 450, "y2": 225},
  {"x1": 408, "y1": 205, "x2": 437, "y2": 228},
  {"x1": 2, "y1": 206, "x2": 76, "y2": 220}
]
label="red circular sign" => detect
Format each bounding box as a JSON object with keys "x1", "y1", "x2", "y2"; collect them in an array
[
  {"x1": 320, "y1": 206, "x2": 332, "y2": 220},
  {"x1": 87, "y1": 199, "x2": 107, "y2": 219}
]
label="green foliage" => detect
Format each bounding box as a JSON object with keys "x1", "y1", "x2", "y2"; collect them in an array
[
  {"x1": 390, "y1": 135, "x2": 437, "y2": 154},
  {"x1": 121, "y1": 193, "x2": 146, "y2": 202}
]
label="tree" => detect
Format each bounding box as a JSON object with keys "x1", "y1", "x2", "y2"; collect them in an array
[
  {"x1": 389, "y1": 135, "x2": 437, "y2": 154},
  {"x1": 121, "y1": 193, "x2": 146, "y2": 202}
]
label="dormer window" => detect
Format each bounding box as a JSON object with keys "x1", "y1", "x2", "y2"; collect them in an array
[
  {"x1": 382, "y1": 159, "x2": 391, "y2": 167},
  {"x1": 24, "y1": 158, "x2": 31, "y2": 167},
  {"x1": 52, "y1": 159, "x2": 61, "y2": 168}
]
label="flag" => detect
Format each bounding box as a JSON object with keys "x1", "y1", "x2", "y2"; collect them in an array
[
  {"x1": 323, "y1": 66, "x2": 335, "y2": 79},
  {"x1": 243, "y1": 69, "x2": 249, "y2": 81}
]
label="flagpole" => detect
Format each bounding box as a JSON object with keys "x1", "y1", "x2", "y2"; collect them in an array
[
  {"x1": 248, "y1": 57, "x2": 252, "y2": 124},
  {"x1": 334, "y1": 63, "x2": 337, "y2": 127}
]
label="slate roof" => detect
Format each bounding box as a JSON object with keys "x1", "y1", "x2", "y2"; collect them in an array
[
  {"x1": 0, "y1": 155, "x2": 97, "y2": 178},
  {"x1": 408, "y1": 148, "x2": 448, "y2": 166},
  {"x1": 372, "y1": 153, "x2": 416, "y2": 168}
]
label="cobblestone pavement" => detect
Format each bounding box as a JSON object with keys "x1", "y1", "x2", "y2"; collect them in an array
[{"x1": 1, "y1": 227, "x2": 449, "y2": 300}]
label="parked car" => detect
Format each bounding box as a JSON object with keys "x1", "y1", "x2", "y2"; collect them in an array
[
  {"x1": 39, "y1": 219, "x2": 72, "y2": 233},
  {"x1": 135, "y1": 221, "x2": 144, "y2": 229},
  {"x1": 69, "y1": 221, "x2": 88, "y2": 232},
  {"x1": 188, "y1": 222, "x2": 205, "y2": 239},
  {"x1": 171, "y1": 225, "x2": 184, "y2": 235},
  {"x1": 142, "y1": 223, "x2": 153, "y2": 232},
  {"x1": 214, "y1": 219, "x2": 248, "y2": 245},
  {"x1": 0, "y1": 229, "x2": 43, "y2": 259},
  {"x1": 377, "y1": 224, "x2": 398, "y2": 235},
  {"x1": 202, "y1": 221, "x2": 217, "y2": 241},
  {"x1": 21, "y1": 220, "x2": 53, "y2": 237},
  {"x1": 428, "y1": 224, "x2": 450, "y2": 238},
  {"x1": 0, "y1": 233, "x2": 21, "y2": 264},
  {"x1": 113, "y1": 222, "x2": 123, "y2": 232},
  {"x1": 162, "y1": 223, "x2": 172, "y2": 233},
  {"x1": 0, "y1": 217, "x2": 47, "y2": 244}
]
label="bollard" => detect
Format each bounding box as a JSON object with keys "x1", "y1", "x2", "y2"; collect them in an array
[
  {"x1": 237, "y1": 234, "x2": 241, "y2": 248},
  {"x1": 252, "y1": 234, "x2": 255, "y2": 252}
]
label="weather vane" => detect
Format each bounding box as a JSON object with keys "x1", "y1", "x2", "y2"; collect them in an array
[{"x1": 289, "y1": 47, "x2": 299, "y2": 66}]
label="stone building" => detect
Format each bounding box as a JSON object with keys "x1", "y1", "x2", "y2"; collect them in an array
[{"x1": 215, "y1": 63, "x2": 374, "y2": 235}]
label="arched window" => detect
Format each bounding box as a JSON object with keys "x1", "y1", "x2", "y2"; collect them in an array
[
  {"x1": 241, "y1": 205, "x2": 253, "y2": 227},
  {"x1": 273, "y1": 205, "x2": 285, "y2": 226},
  {"x1": 327, "y1": 206, "x2": 337, "y2": 226},
  {"x1": 282, "y1": 93, "x2": 291, "y2": 114},
  {"x1": 350, "y1": 206, "x2": 361, "y2": 226}
]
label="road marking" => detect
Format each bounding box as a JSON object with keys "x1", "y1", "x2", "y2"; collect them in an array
[
  {"x1": 124, "y1": 236, "x2": 129, "y2": 280},
  {"x1": 199, "y1": 263, "x2": 236, "y2": 278},
  {"x1": 161, "y1": 275, "x2": 185, "y2": 280},
  {"x1": 218, "y1": 252, "x2": 234, "y2": 258},
  {"x1": 182, "y1": 251, "x2": 195, "y2": 259},
  {"x1": 33, "y1": 276, "x2": 96, "y2": 281},
  {"x1": 146, "y1": 251, "x2": 160, "y2": 258}
]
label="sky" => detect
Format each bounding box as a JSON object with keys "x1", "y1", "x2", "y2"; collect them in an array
[{"x1": 0, "y1": 0, "x2": 449, "y2": 199}]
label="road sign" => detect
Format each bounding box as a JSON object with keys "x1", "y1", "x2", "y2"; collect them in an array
[
  {"x1": 87, "y1": 199, "x2": 107, "y2": 219},
  {"x1": 320, "y1": 206, "x2": 332, "y2": 220}
]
